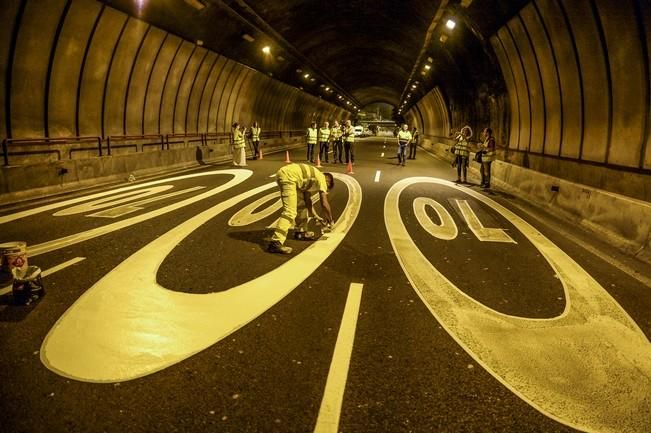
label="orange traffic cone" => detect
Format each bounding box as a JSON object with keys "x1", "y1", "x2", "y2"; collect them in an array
[
  {"x1": 285, "y1": 150, "x2": 291, "y2": 163},
  {"x1": 258, "y1": 146, "x2": 263, "y2": 160},
  {"x1": 346, "y1": 161, "x2": 354, "y2": 174},
  {"x1": 315, "y1": 154, "x2": 322, "y2": 168}
]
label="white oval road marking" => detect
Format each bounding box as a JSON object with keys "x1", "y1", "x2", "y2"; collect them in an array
[
  {"x1": 374, "y1": 171, "x2": 381, "y2": 182},
  {"x1": 385, "y1": 177, "x2": 651, "y2": 433},
  {"x1": 53, "y1": 186, "x2": 174, "y2": 216},
  {"x1": 0, "y1": 170, "x2": 233, "y2": 225},
  {"x1": 40, "y1": 173, "x2": 362, "y2": 382},
  {"x1": 413, "y1": 197, "x2": 457, "y2": 240},
  {"x1": 27, "y1": 170, "x2": 251, "y2": 257}
]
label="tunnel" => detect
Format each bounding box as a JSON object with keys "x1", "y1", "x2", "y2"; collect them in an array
[{"x1": 1, "y1": 1, "x2": 650, "y2": 432}]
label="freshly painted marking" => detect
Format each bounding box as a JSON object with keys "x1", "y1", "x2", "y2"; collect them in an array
[
  {"x1": 413, "y1": 197, "x2": 457, "y2": 240},
  {"x1": 269, "y1": 174, "x2": 276, "y2": 178},
  {"x1": 380, "y1": 152, "x2": 384, "y2": 157},
  {"x1": 228, "y1": 191, "x2": 319, "y2": 228},
  {"x1": 455, "y1": 199, "x2": 516, "y2": 243},
  {"x1": 0, "y1": 170, "x2": 234, "y2": 225},
  {"x1": 374, "y1": 170, "x2": 381, "y2": 182},
  {"x1": 53, "y1": 186, "x2": 175, "y2": 216},
  {"x1": 41, "y1": 173, "x2": 362, "y2": 382},
  {"x1": 314, "y1": 283, "x2": 363, "y2": 433},
  {"x1": 0, "y1": 257, "x2": 86, "y2": 296},
  {"x1": 88, "y1": 186, "x2": 206, "y2": 218},
  {"x1": 385, "y1": 177, "x2": 651, "y2": 432},
  {"x1": 26, "y1": 170, "x2": 251, "y2": 258}
]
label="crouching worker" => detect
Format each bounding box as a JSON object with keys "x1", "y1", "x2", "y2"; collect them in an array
[{"x1": 268, "y1": 163, "x2": 335, "y2": 254}]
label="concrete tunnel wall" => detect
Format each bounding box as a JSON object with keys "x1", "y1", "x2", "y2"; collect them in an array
[
  {"x1": 0, "y1": 0, "x2": 349, "y2": 176},
  {"x1": 408, "y1": 0, "x2": 650, "y2": 202}
]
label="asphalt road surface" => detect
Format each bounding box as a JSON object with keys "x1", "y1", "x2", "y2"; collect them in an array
[{"x1": 1, "y1": 138, "x2": 650, "y2": 433}]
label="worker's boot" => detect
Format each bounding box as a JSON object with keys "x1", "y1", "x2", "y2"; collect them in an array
[{"x1": 267, "y1": 241, "x2": 292, "y2": 254}]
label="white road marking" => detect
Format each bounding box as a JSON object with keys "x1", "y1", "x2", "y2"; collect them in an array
[
  {"x1": 374, "y1": 170, "x2": 381, "y2": 182},
  {"x1": 380, "y1": 152, "x2": 384, "y2": 157},
  {"x1": 385, "y1": 177, "x2": 651, "y2": 432},
  {"x1": 314, "y1": 283, "x2": 363, "y2": 433},
  {"x1": 41, "y1": 173, "x2": 362, "y2": 382},
  {"x1": 53, "y1": 186, "x2": 174, "y2": 216},
  {"x1": 0, "y1": 257, "x2": 86, "y2": 296},
  {"x1": 269, "y1": 174, "x2": 276, "y2": 178},
  {"x1": 27, "y1": 170, "x2": 252, "y2": 257},
  {"x1": 413, "y1": 197, "x2": 457, "y2": 240},
  {"x1": 88, "y1": 186, "x2": 206, "y2": 218},
  {"x1": 456, "y1": 199, "x2": 516, "y2": 243},
  {"x1": 0, "y1": 170, "x2": 235, "y2": 225}
]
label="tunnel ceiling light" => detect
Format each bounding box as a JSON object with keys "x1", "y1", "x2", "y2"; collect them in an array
[
  {"x1": 411, "y1": 84, "x2": 417, "y2": 89},
  {"x1": 277, "y1": 55, "x2": 285, "y2": 61},
  {"x1": 262, "y1": 46, "x2": 271, "y2": 54},
  {"x1": 446, "y1": 19, "x2": 456, "y2": 30},
  {"x1": 296, "y1": 68, "x2": 302, "y2": 73},
  {"x1": 304, "y1": 73, "x2": 310, "y2": 78},
  {"x1": 440, "y1": 34, "x2": 448, "y2": 43},
  {"x1": 184, "y1": 0, "x2": 206, "y2": 10},
  {"x1": 196, "y1": 40, "x2": 204, "y2": 46},
  {"x1": 346, "y1": 101, "x2": 351, "y2": 105},
  {"x1": 242, "y1": 33, "x2": 255, "y2": 42},
  {"x1": 325, "y1": 86, "x2": 330, "y2": 91},
  {"x1": 310, "y1": 77, "x2": 316, "y2": 82},
  {"x1": 424, "y1": 64, "x2": 431, "y2": 70},
  {"x1": 427, "y1": 57, "x2": 433, "y2": 63}
]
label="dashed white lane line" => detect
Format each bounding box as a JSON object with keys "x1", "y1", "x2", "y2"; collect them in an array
[
  {"x1": 380, "y1": 152, "x2": 384, "y2": 157},
  {"x1": 0, "y1": 257, "x2": 86, "y2": 296},
  {"x1": 313, "y1": 282, "x2": 363, "y2": 433},
  {"x1": 374, "y1": 170, "x2": 381, "y2": 183}
]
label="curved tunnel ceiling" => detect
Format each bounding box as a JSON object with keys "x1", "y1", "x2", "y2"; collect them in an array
[{"x1": 104, "y1": 0, "x2": 529, "y2": 111}]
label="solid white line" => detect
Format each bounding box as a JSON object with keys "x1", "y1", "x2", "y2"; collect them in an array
[
  {"x1": 0, "y1": 257, "x2": 86, "y2": 296},
  {"x1": 374, "y1": 170, "x2": 381, "y2": 183},
  {"x1": 314, "y1": 282, "x2": 363, "y2": 433}
]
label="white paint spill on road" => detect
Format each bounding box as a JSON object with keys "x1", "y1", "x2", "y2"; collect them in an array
[
  {"x1": 313, "y1": 283, "x2": 363, "y2": 433},
  {"x1": 374, "y1": 171, "x2": 381, "y2": 183},
  {"x1": 0, "y1": 257, "x2": 86, "y2": 296}
]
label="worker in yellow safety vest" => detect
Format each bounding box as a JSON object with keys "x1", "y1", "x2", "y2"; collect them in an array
[
  {"x1": 319, "y1": 121, "x2": 331, "y2": 163},
  {"x1": 331, "y1": 120, "x2": 343, "y2": 163},
  {"x1": 268, "y1": 163, "x2": 335, "y2": 254},
  {"x1": 453, "y1": 125, "x2": 472, "y2": 183},
  {"x1": 342, "y1": 120, "x2": 355, "y2": 164},
  {"x1": 306, "y1": 122, "x2": 318, "y2": 163},
  {"x1": 231, "y1": 122, "x2": 247, "y2": 166},
  {"x1": 396, "y1": 124, "x2": 412, "y2": 166},
  {"x1": 250, "y1": 121, "x2": 261, "y2": 159}
]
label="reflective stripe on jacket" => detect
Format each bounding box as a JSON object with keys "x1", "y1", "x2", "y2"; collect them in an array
[
  {"x1": 233, "y1": 129, "x2": 246, "y2": 148},
  {"x1": 251, "y1": 127, "x2": 261, "y2": 141}
]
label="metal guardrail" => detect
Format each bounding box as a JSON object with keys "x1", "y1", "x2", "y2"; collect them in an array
[
  {"x1": 1, "y1": 131, "x2": 297, "y2": 166},
  {"x1": 1, "y1": 136, "x2": 102, "y2": 166}
]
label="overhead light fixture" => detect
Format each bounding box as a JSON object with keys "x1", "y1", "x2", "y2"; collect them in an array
[
  {"x1": 184, "y1": 0, "x2": 206, "y2": 10},
  {"x1": 424, "y1": 64, "x2": 431, "y2": 70},
  {"x1": 277, "y1": 56, "x2": 285, "y2": 61},
  {"x1": 325, "y1": 86, "x2": 330, "y2": 91},
  {"x1": 427, "y1": 57, "x2": 433, "y2": 63},
  {"x1": 304, "y1": 73, "x2": 310, "y2": 78},
  {"x1": 310, "y1": 77, "x2": 316, "y2": 82},
  {"x1": 320, "y1": 84, "x2": 325, "y2": 88},
  {"x1": 296, "y1": 68, "x2": 302, "y2": 73},
  {"x1": 262, "y1": 46, "x2": 271, "y2": 54},
  {"x1": 412, "y1": 84, "x2": 417, "y2": 89},
  {"x1": 242, "y1": 33, "x2": 255, "y2": 42},
  {"x1": 346, "y1": 101, "x2": 351, "y2": 105},
  {"x1": 196, "y1": 40, "x2": 204, "y2": 46},
  {"x1": 446, "y1": 19, "x2": 456, "y2": 30},
  {"x1": 440, "y1": 34, "x2": 448, "y2": 43}
]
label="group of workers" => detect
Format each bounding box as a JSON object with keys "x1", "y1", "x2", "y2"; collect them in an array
[
  {"x1": 306, "y1": 119, "x2": 356, "y2": 165},
  {"x1": 451, "y1": 126, "x2": 496, "y2": 188},
  {"x1": 230, "y1": 119, "x2": 496, "y2": 254}
]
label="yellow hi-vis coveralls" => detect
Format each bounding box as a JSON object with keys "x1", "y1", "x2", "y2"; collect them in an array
[{"x1": 271, "y1": 163, "x2": 328, "y2": 245}]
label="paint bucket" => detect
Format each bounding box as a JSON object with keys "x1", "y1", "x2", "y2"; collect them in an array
[{"x1": 0, "y1": 242, "x2": 28, "y2": 279}]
